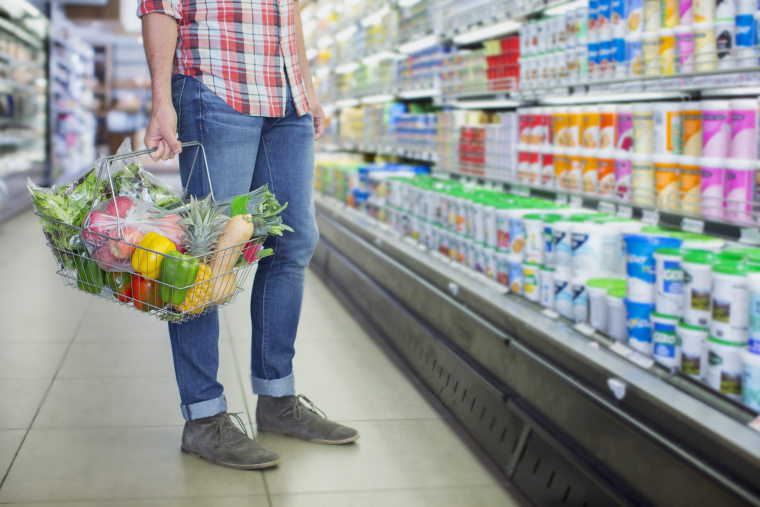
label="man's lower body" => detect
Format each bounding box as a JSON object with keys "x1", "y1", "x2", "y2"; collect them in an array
[{"x1": 168, "y1": 74, "x2": 358, "y2": 469}]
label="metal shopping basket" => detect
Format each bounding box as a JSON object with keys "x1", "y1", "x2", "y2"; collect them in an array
[{"x1": 35, "y1": 141, "x2": 263, "y2": 323}]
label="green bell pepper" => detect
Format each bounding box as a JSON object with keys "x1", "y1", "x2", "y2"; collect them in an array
[
  {"x1": 158, "y1": 251, "x2": 200, "y2": 305},
  {"x1": 74, "y1": 253, "x2": 105, "y2": 294}
]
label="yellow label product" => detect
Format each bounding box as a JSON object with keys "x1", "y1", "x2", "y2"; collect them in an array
[
  {"x1": 660, "y1": 0, "x2": 680, "y2": 27},
  {"x1": 642, "y1": 32, "x2": 661, "y2": 76},
  {"x1": 580, "y1": 108, "x2": 601, "y2": 148},
  {"x1": 553, "y1": 109, "x2": 570, "y2": 147},
  {"x1": 567, "y1": 108, "x2": 582, "y2": 148},
  {"x1": 580, "y1": 150, "x2": 599, "y2": 193},
  {"x1": 633, "y1": 106, "x2": 655, "y2": 153},
  {"x1": 680, "y1": 155, "x2": 702, "y2": 214},
  {"x1": 681, "y1": 104, "x2": 702, "y2": 156},
  {"x1": 659, "y1": 29, "x2": 676, "y2": 75},
  {"x1": 694, "y1": 22, "x2": 717, "y2": 71},
  {"x1": 554, "y1": 149, "x2": 570, "y2": 189},
  {"x1": 568, "y1": 148, "x2": 582, "y2": 191},
  {"x1": 654, "y1": 155, "x2": 681, "y2": 211},
  {"x1": 631, "y1": 153, "x2": 656, "y2": 206}
]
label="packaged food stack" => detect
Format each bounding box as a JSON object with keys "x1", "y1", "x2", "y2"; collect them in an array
[
  {"x1": 484, "y1": 112, "x2": 518, "y2": 181},
  {"x1": 396, "y1": 46, "x2": 446, "y2": 90},
  {"x1": 458, "y1": 126, "x2": 486, "y2": 176},
  {"x1": 484, "y1": 35, "x2": 520, "y2": 92},
  {"x1": 435, "y1": 110, "x2": 468, "y2": 172},
  {"x1": 397, "y1": 0, "x2": 434, "y2": 46},
  {"x1": 516, "y1": 107, "x2": 554, "y2": 187},
  {"x1": 394, "y1": 113, "x2": 438, "y2": 154}
]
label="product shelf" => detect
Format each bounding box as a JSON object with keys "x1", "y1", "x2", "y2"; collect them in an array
[{"x1": 312, "y1": 191, "x2": 760, "y2": 505}]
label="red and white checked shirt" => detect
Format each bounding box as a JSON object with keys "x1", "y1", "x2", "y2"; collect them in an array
[{"x1": 137, "y1": 0, "x2": 310, "y2": 118}]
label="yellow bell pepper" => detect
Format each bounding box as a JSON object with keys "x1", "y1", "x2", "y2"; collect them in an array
[{"x1": 131, "y1": 231, "x2": 176, "y2": 280}]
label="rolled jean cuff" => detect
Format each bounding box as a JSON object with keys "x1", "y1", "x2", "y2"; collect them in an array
[
  {"x1": 251, "y1": 373, "x2": 295, "y2": 397},
  {"x1": 181, "y1": 394, "x2": 227, "y2": 421}
]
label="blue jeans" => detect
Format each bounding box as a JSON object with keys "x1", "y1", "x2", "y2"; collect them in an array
[{"x1": 168, "y1": 74, "x2": 318, "y2": 421}]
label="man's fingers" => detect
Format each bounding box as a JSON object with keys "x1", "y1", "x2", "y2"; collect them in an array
[
  {"x1": 150, "y1": 141, "x2": 166, "y2": 161},
  {"x1": 167, "y1": 134, "x2": 182, "y2": 154}
]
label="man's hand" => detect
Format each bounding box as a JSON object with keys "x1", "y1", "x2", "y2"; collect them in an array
[
  {"x1": 145, "y1": 103, "x2": 182, "y2": 161},
  {"x1": 310, "y1": 97, "x2": 325, "y2": 140}
]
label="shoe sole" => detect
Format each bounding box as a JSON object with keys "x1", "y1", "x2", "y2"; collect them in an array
[
  {"x1": 257, "y1": 427, "x2": 360, "y2": 445},
  {"x1": 181, "y1": 445, "x2": 280, "y2": 470}
]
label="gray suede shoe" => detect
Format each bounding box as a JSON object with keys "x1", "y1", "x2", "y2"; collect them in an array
[
  {"x1": 256, "y1": 395, "x2": 359, "y2": 445},
  {"x1": 181, "y1": 412, "x2": 280, "y2": 469}
]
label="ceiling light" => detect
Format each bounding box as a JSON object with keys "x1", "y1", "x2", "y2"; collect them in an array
[
  {"x1": 317, "y1": 35, "x2": 334, "y2": 48},
  {"x1": 398, "y1": 0, "x2": 423, "y2": 6},
  {"x1": 335, "y1": 62, "x2": 360, "y2": 74},
  {"x1": 336, "y1": 98, "x2": 361, "y2": 108},
  {"x1": 361, "y1": 5, "x2": 390, "y2": 27},
  {"x1": 335, "y1": 25, "x2": 357, "y2": 42},
  {"x1": 398, "y1": 35, "x2": 439, "y2": 54},
  {"x1": 362, "y1": 50, "x2": 399, "y2": 65},
  {"x1": 452, "y1": 20, "x2": 522, "y2": 45}
]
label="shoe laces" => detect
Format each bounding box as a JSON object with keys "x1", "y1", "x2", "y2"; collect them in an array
[
  {"x1": 214, "y1": 412, "x2": 249, "y2": 446},
  {"x1": 292, "y1": 394, "x2": 327, "y2": 421}
]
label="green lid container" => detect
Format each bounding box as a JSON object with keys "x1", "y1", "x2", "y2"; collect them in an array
[
  {"x1": 707, "y1": 335, "x2": 747, "y2": 347},
  {"x1": 654, "y1": 247, "x2": 683, "y2": 257},
  {"x1": 722, "y1": 247, "x2": 760, "y2": 259},
  {"x1": 607, "y1": 286, "x2": 627, "y2": 298},
  {"x1": 587, "y1": 278, "x2": 626, "y2": 289},
  {"x1": 712, "y1": 262, "x2": 760, "y2": 276},
  {"x1": 677, "y1": 320, "x2": 708, "y2": 332},
  {"x1": 682, "y1": 251, "x2": 717, "y2": 265}
]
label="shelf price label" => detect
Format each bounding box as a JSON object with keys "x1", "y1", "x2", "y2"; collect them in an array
[
  {"x1": 598, "y1": 201, "x2": 616, "y2": 215},
  {"x1": 642, "y1": 209, "x2": 659, "y2": 225},
  {"x1": 681, "y1": 217, "x2": 705, "y2": 234},
  {"x1": 616, "y1": 205, "x2": 633, "y2": 218},
  {"x1": 555, "y1": 194, "x2": 569, "y2": 205},
  {"x1": 569, "y1": 196, "x2": 583, "y2": 208}
]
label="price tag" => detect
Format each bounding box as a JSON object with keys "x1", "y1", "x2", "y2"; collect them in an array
[
  {"x1": 598, "y1": 201, "x2": 616, "y2": 215},
  {"x1": 616, "y1": 205, "x2": 633, "y2": 218},
  {"x1": 574, "y1": 322, "x2": 597, "y2": 337},
  {"x1": 628, "y1": 352, "x2": 655, "y2": 369},
  {"x1": 569, "y1": 196, "x2": 583, "y2": 208},
  {"x1": 681, "y1": 217, "x2": 705, "y2": 234},
  {"x1": 513, "y1": 186, "x2": 531, "y2": 197},
  {"x1": 749, "y1": 416, "x2": 760, "y2": 433},
  {"x1": 610, "y1": 342, "x2": 633, "y2": 357},
  {"x1": 642, "y1": 209, "x2": 659, "y2": 225},
  {"x1": 555, "y1": 194, "x2": 569, "y2": 205},
  {"x1": 542, "y1": 308, "x2": 560, "y2": 319}
]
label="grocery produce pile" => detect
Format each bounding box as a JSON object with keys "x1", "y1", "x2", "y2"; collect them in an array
[{"x1": 28, "y1": 142, "x2": 291, "y2": 321}]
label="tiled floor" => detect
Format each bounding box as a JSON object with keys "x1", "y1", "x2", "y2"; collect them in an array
[{"x1": 0, "y1": 210, "x2": 528, "y2": 506}]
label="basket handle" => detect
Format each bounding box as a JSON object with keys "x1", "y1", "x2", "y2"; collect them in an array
[{"x1": 90, "y1": 141, "x2": 214, "y2": 239}]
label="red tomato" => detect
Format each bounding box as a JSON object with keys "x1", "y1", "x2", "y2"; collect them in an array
[{"x1": 131, "y1": 274, "x2": 163, "y2": 312}]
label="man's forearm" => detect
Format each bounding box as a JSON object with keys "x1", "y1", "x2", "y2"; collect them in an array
[
  {"x1": 294, "y1": 1, "x2": 316, "y2": 99},
  {"x1": 142, "y1": 13, "x2": 178, "y2": 109}
]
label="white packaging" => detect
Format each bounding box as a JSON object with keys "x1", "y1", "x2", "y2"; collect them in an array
[
  {"x1": 652, "y1": 312, "x2": 681, "y2": 369},
  {"x1": 523, "y1": 214, "x2": 546, "y2": 264},
  {"x1": 571, "y1": 222, "x2": 623, "y2": 275},
  {"x1": 654, "y1": 248, "x2": 684, "y2": 316},
  {"x1": 682, "y1": 256, "x2": 714, "y2": 327},
  {"x1": 710, "y1": 265, "x2": 752, "y2": 342},
  {"x1": 606, "y1": 290, "x2": 628, "y2": 341},
  {"x1": 523, "y1": 262, "x2": 541, "y2": 301},
  {"x1": 554, "y1": 269, "x2": 574, "y2": 319},
  {"x1": 552, "y1": 220, "x2": 575, "y2": 272},
  {"x1": 540, "y1": 265, "x2": 555, "y2": 308},
  {"x1": 707, "y1": 335, "x2": 746, "y2": 400},
  {"x1": 572, "y1": 272, "x2": 592, "y2": 323},
  {"x1": 741, "y1": 349, "x2": 760, "y2": 410},
  {"x1": 678, "y1": 321, "x2": 709, "y2": 379}
]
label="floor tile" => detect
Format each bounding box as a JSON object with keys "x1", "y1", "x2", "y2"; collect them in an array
[
  {"x1": 0, "y1": 429, "x2": 25, "y2": 479},
  {"x1": 58, "y1": 340, "x2": 174, "y2": 379},
  {"x1": 76, "y1": 299, "x2": 168, "y2": 342},
  {"x1": 0, "y1": 379, "x2": 50, "y2": 429},
  {"x1": 0, "y1": 427, "x2": 268, "y2": 503},
  {"x1": 260, "y1": 419, "x2": 498, "y2": 494},
  {"x1": 3, "y1": 498, "x2": 270, "y2": 507},
  {"x1": 33, "y1": 377, "x2": 184, "y2": 429},
  {"x1": 270, "y1": 486, "x2": 528, "y2": 507},
  {"x1": 231, "y1": 335, "x2": 439, "y2": 423},
  {"x1": 0, "y1": 343, "x2": 69, "y2": 379}
]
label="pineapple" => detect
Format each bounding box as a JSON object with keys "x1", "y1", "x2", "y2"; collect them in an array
[
  {"x1": 177, "y1": 262, "x2": 213, "y2": 314},
  {"x1": 179, "y1": 195, "x2": 228, "y2": 259}
]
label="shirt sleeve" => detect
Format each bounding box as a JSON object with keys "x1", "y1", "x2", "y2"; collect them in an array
[{"x1": 136, "y1": 0, "x2": 182, "y2": 20}]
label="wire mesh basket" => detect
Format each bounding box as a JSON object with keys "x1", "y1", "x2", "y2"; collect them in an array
[{"x1": 35, "y1": 141, "x2": 263, "y2": 323}]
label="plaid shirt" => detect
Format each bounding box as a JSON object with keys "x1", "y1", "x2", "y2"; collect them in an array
[{"x1": 137, "y1": 0, "x2": 310, "y2": 118}]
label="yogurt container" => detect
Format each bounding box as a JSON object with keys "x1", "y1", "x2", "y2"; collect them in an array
[
  {"x1": 749, "y1": 271, "x2": 760, "y2": 353},
  {"x1": 680, "y1": 0, "x2": 694, "y2": 25},
  {"x1": 653, "y1": 102, "x2": 683, "y2": 155},
  {"x1": 694, "y1": 0, "x2": 716, "y2": 22},
  {"x1": 571, "y1": 221, "x2": 626, "y2": 275},
  {"x1": 707, "y1": 335, "x2": 746, "y2": 400},
  {"x1": 508, "y1": 253, "x2": 524, "y2": 294},
  {"x1": 702, "y1": 100, "x2": 731, "y2": 158},
  {"x1": 626, "y1": 299, "x2": 657, "y2": 355},
  {"x1": 572, "y1": 272, "x2": 593, "y2": 323},
  {"x1": 694, "y1": 22, "x2": 717, "y2": 71},
  {"x1": 580, "y1": 107, "x2": 601, "y2": 149},
  {"x1": 682, "y1": 250, "x2": 716, "y2": 327},
  {"x1": 678, "y1": 321, "x2": 709, "y2": 378},
  {"x1": 700, "y1": 157, "x2": 726, "y2": 220},
  {"x1": 567, "y1": 147, "x2": 583, "y2": 191},
  {"x1": 554, "y1": 268, "x2": 574, "y2": 318},
  {"x1": 607, "y1": 286, "x2": 628, "y2": 340},
  {"x1": 524, "y1": 213, "x2": 551, "y2": 264},
  {"x1": 617, "y1": 106, "x2": 634, "y2": 151},
  {"x1": 542, "y1": 214, "x2": 566, "y2": 267},
  {"x1": 653, "y1": 154, "x2": 681, "y2": 212},
  {"x1": 523, "y1": 262, "x2": 540, "y2": 301},
  {"x1": 624, "y1": 234, "x2": 683, "y2": 303},
  {"x1": 741, "y1": 349, "x2": 760, "y2": 410},
  {"x1": 675, "y1": 25, "x2": 695, "y2": 73},
  {"x1": 735, "y1": 2, "x2": 758, "y2": 67},
  {"x1": 633, "y1": 104, "x2": 655, "y2": 153},
  {"x1": 597, "y1": 150, "x2": 616, "y2": 195},
  {"x1": 485, "y1": 246, "x2": 498, "y2": 279},
  {"x1": 711, "y1": 262, "x2": 760, "y2": 342},
  {"x1": 626, "y1": 32, "x2": 645, "y2": 75},
  {"x1": 729, "y1": 98, "x2": 759, "y2": 160},
  {"x1": 631, "y1": 153, "x2": 656, "y2": 207},
  {"x1": 580, "y1": 149, "x2": 599, "y2": 193},
  {"x1": 496, "y1": 251, "x2": 510, "y2": 286},
  {"x1": 681, "y1": 102, "x2": 703, "y2": 157},
  {"x1": 723, "y1": 158, "x2": 756, "y2": 223},
  {"x1": 659, "y1": 28, "x2": 677, "y2": 75},
  {"x1": 654, "y1": 247, "x2": 685, "y2": 316},
  {"x1": 643, "y1": 0, "x2": 661, "y2": 32},
  {"x1": 715, "y1": 18, "x2": 735, "y2": 69},
  {"x1": 614, "y1": 150, "x2": 633, "y2": 200},
  {"x1": 588, "y1": 278, "x2": 626, "y2": 332},
  {"x1": 679, "y1": 155, "x2": 702, "y2": 214},
  {"x1": 652, "y1": 312, "x2": 681, "y2": 368},
  {"x1": 540, "y1": 265, "x2": 556, "y2": 308},
  {"x1": 641, "y1": 31, "x2": 661, "y2": 75}
]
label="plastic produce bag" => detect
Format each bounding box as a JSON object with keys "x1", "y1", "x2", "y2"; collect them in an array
[{"x1": 81, "y1": 196, "x2": 186, "y2": 271}]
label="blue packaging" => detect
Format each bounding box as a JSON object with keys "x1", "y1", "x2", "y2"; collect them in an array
[
  {"x1": 600, "y1": 39, "x2": 613, "y2": 72},
  {"x1": 508, "y1": 216, "x2": 525, "y2": 253},
  {"x1": 590, "y1": 0, "x2": 600, "y2": 33},
  {"x1": 750, "y1": 291, "x2": 760, "y2": 353},
  {"x1": 612, "y1": 0, "x2": 627, "y2": 28},
  {"x1": 613, "y1": 37, "x2": 627, "y2": 69},
  {"x1": 626, "y1": 0, "x2": 644, "y2": 32},
  {"x1": 554, "y1": 277, "x2": 574, "y2": 318},
  {"x1": 652, "y1": 315, "x2": 679, "y2": 367},
  {"x1": 508, "y1": 257, "x2": 523, "y2": 295},
  {"x1": 599, "y1": 0, "x2": 613, "y2": 28},
  {"x1": 626, "y1": 299, "x2": 656, "y2": 355},
  {"x1": 623, "y1": 234, "x2": 683, "y2": 303},
  {"x1": 742, "y1": 354, "x2": 760, "y2": 411},
  {"x1": 736, "y1": 13, "x2": 757, "y2": 47},
  {"x1": 543, "y1": 225, "x2": 555, "y2": 264},
  {"x1": 588, "y1": 41, "x2": 600, "y2": 73}
]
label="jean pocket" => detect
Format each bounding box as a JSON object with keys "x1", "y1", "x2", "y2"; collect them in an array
[{"x1": 171, "y1": 75, "x2": 189, "y2": 132}]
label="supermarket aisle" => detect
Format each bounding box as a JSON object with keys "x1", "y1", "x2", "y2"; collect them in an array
[{"x1": 0, "y1": 210, "x2": 527, "y2": 506}]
